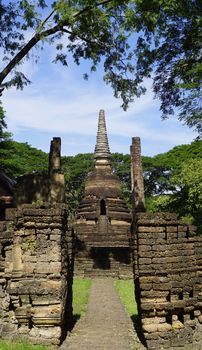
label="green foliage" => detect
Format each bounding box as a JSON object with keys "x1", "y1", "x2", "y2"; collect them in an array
[
  {"x1": 22, "y1": 238, "x2": 36, "y2": 251},
  {"x1": 146, "y1": 159, "x2": 202, "y2": 233},
  {"x1": 72, "y1": 278, "x2": 92, "y2": 318},
  {"x1": 0, "y1": 140, "x2": 48, "y2": 177},
  {"x1": 170, "y1": 158, "x2": 202, "y2": 233},
  {"x1": 143, "y1": 140, "x2": 202, "y2": 196},
  {"x1": 0, "y1": 1, "x2": 201, "y2": 132},
  {"x1": 111, "y1": 153, "x2": 131, "y2": 207},
  {"x1": 114, "y1": 279, "x2": 137, "y2": 317},
  {"x1": 62, "y1": 153, "x2": 94, "y2": 219},
  {"x1": 145, "y1": 195, "x2": 169, "y2": 212},
  {"x1": 144, "y1": 141, "x2": 202, "y2": 232},
  {"x1": 0, "y1": 101, "x2": 12, "y2": 142},
  {"x1": 171, "y1": 158, "x2": 202, "y2": 212},
  {"x1": 0, "y1": 340, "x2": 51, "y2": 350}
]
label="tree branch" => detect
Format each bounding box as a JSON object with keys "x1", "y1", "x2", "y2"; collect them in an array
[
  {"x1": 0, "y1": 0, "x2": 115, "y2": 88},
  {"x1": 62, "y1": 27, "x2": 111, "y2": 49},
  {"x1": 0, "y1": 23, "x2": 63, "y2": 86},
  {"x1": 38, "y1": 8, "x2": 56, "y2": 30},
  {"x1": 73, "y1": 0, "x2": 114, "y2": 18}
]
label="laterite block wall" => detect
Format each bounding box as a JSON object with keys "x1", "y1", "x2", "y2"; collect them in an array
[
  {"x1": 0, "y1": 204, "x2": 73, "y2": 345},
  {"x1": 133, "y1": 212, "x2": 202, "y2": 350}
]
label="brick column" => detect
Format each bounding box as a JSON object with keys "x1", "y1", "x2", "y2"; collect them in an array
[
  {"x1": 130, "y1": 137, "x2": 145, "y2": 214},
  {"x1": 48, "y1": 137, "x2": 65, "y2": 203},
  {"x1": 49, "y1": 137, "x2": 61, "y2": 174}
]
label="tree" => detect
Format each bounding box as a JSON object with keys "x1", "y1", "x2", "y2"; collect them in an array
[
  {"x1": 170, "y1": 158, "x2": 202, "y2": 230},
  {"x1": 144, "y1": 141, "x2": 202, "y2": 232},
  {"x1": 0, "y1": 101, "x2": 11, "y2": 141},
  {"x1": 0, "y1": 0, "x2": 201, "y2": 132},
  {"x1": 0, "y1": 140, "x2": 48, "y2": 176},
  {"x1": 143, "y1": 140, "x2": 202, "y2": 196},
  {"x1": 149, "y1": 158, "x2": 202, "y2": 233},
  {"x1": 111, "y1": 153, "x2": 131, "y2": 207},
  {"x1": 62, "y1": 153, "x2": 94, "y2": 218}
]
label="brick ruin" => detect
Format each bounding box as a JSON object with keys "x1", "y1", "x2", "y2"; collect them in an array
[
  {"x1": 14, "y1": 137, "x2": 65, "y2": 205},
  {"x1": 0, "y1": 138, "x2": 73, "y2": 346},
  {"x1": 0, "y1": 171, "x2": 16, "y2": 220},
  {"x1": 130, "y1": 137, "x2": 145, "y2": 214},
  {"x1": 74, "y1": 110, "x2": 132, "y2": 278},
  {"x1": 131, "y1": 137, "x2": 202, "y2": 349},
  {"x1": 0, "y1": 110, "x2": 201, "y2": 349}
]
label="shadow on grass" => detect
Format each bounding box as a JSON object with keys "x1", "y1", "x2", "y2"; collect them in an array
[{"x1": 131, "y1": 314, "x2": 147, "y2": 347}]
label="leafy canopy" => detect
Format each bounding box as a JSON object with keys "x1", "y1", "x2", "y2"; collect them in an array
[
  {"x1": 0, "y1": 101, "x2": 12, "y2": 142},
  {"x1": 62, "y1": 153, "x2": 94, "y2": 219},
  {"x1": 172, "y1": 158, "x2": 202, "y2": 211},
  {"x1": 143, "y1": 140, "x2": 202, "y2": 232},
  {"x1": 143, "y1": 139, "x2": 202, "y2": 196},
  {"x1": 0, "y1": 140, "x2": 48, "y2": 177},
  {"x1": 0, "y1": 0, "x2": 201, "y2": 132}
]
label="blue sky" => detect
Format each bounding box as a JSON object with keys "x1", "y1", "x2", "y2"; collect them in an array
[{"x1": 1, "y1": 32, "x2": 197, "y2": 157}]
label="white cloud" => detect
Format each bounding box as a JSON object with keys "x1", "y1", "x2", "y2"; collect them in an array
[{"x1": 1, "y1": 53, "x2": 196, "y2": 156}]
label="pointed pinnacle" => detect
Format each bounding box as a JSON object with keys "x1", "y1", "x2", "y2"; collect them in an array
[{"x1": 94, "y1": 110, "x2": 111, "y2": 163}]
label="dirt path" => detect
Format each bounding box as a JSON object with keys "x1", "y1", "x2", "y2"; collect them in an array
[{"x1": 60, "y1": 278, "x2": 145, "y2": 350}]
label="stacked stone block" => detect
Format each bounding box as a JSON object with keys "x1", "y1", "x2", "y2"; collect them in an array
[
  {"x1": 75, "y1": 195, "x2": 132, "y2": 278},
  {"x1": 133, "y1": 212, "x2": 202, "y2": 349},
  {"x1": 0, "y1": 204, "x2": 73, "y2": 345},
  {"x1": 74, "y1": 246, "x2": 132, "y2": 279},
  {"x1": 0, "y1": 219, "x2": 13, "y2": 336}
]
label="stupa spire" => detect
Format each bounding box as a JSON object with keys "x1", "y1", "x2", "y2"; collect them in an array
[{"x1": 94, "y1": 110, "x2": 111, "y2": 167}]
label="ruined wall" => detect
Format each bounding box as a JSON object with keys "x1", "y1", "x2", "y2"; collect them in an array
[
  {"x1": 13, "y1": 137, "x2": 65, "y2": 206},
  {"x1": 133, "y1": 212, "x2": 202, "y2": 350},
  {"x1": 14, "y1": 173, "x2": 65, "y2": 206},
  {"x1": 13, "y1": 174, "x2": 51, "y2": 205},
  {"x1": 0, "y1": 219, "x2": 13, "y2": 334},
  {"x1": 0, "y1": 204, "x2": 73, "y2": 346}
]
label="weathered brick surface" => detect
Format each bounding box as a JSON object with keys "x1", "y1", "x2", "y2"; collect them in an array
[
  {"x1": 0, "y1": 204, "x2": 73, "y2": 345},
  {"x1": 130, "y1": 137, "x2": 145, "y2": 213},
  {"x1": 132, "y1": 212, "x2": 202, "y2": 349},
  {"x1": 74, "y1": 112, "x2": 133, "y2": 279}
]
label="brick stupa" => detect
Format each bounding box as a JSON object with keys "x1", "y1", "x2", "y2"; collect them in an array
[{"x1": 74, "y1": 110, "x2": 132, "y2": 278}]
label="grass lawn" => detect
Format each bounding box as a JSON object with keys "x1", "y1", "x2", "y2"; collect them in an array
[
  {"x1": 0, "y1": 341, "x2": 50, "y2": 350},
  {"x1": 72, "y1": 277, "x2": 92, "y2": 318},
  {"x1": 115, "y1": 279, "x2": 137, "y2": 317}
]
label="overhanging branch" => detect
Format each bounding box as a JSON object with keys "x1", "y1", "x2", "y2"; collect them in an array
[{"x1": 0, "y1": 0, "x2": 115, "y2": 88}]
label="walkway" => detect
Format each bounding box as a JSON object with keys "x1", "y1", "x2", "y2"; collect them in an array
[{"x1": 60, "y1": 278, "x2": 145, "y2": 350}]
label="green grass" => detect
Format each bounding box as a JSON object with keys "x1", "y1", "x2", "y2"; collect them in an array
[
  {"x1": 115, "y1": 279, "x2": 137, "y2": 317},
  {"x1": 72, "y1": 278, "x2": 92, "y2": 318},
  {"x1": 0, "y1": 341, "x2": 50, "y2": 350}
]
